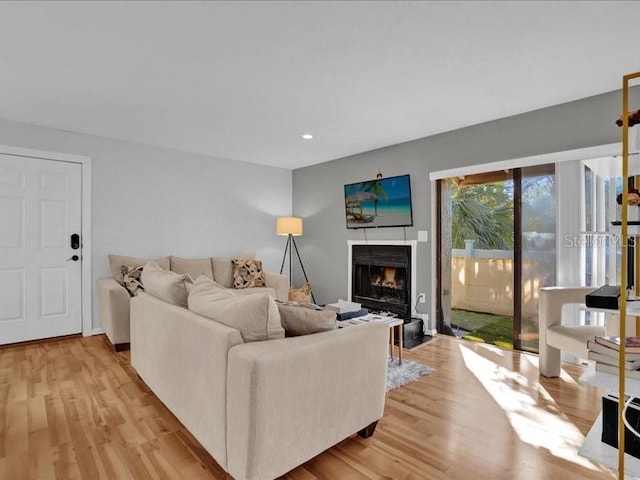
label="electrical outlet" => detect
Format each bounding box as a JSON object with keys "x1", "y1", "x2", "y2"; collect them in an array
[{"x1": 418, "y1": 293, "x2": 426, "y2": 303}]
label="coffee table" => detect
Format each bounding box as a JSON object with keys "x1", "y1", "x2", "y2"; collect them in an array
[{"x1": 337, "y1": 314, "x2": 403, "y2": 365}]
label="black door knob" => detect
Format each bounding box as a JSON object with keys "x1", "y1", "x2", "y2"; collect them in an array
[{"x1": 66, "y1": 255, "x2": 80, "y2": 262}]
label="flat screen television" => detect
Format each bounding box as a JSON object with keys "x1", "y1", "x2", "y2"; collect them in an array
[{"x1": 344, "y1": 174, "x2": 413, "y2": 229}]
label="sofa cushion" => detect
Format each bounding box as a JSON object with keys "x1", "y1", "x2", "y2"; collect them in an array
[
  {"x1": 109, "y1": 254, "x2": 170, "y2": 285},
  {"x1": 170, "y1": 256, "x2": 214, "y2": 280},
  {"x1": 212, "y1": 252, "x2": 255, "y2": 288},
  {"x1": 232, "y1": 258, "x2": 266, "y2": 289},
  {"x1": 233, "y1": 286, "x2": 277, "y2": 298},
  {"x1": 141, "y1": 260, "x2": 193, "y2": 308},
  {"x1": 277, "y1": 303, "x2": 337, "y2": 337},
  {"x1": 121, "y1": 265, "x2": 144, "y2": 297},
  {"x1": 188, "y1": 276, "x2": 284, "y2": 342}
]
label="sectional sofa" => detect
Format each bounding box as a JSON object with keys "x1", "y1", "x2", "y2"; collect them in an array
[
  {"x1": 98, "y1": 255, "x2": 390, "y2": 480},
  {"x1": 97, "y1": 254, "x2": 289, "y2": 349}
]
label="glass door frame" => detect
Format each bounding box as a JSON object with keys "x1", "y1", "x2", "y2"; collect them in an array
[
  {"x1": 429, "y1": 142, "x2": 622, "y2": 351},
  {"x1": 436, "y1": 165, "x2": 555, "y2": 352},
  {"x1": 513, "y1": 168, "x2": 523, "y2": 350}
]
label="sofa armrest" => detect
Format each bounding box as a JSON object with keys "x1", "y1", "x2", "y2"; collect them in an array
[
  {"x1": 131, "y1": 293, "x2": 244, "y2": 469},
  {"x1": 226, "y1": 322, "x2": 388, "y2": 480},
  {"x1": 97, "y1": 277, "x2": 131, "y2": 346},
  {"x1": 538, "y1": 286, "x2": 597, "y2": 378},
  {"x1": 539, "y1": 287, "x2": 596, "y2": 330},
  {"x1": 263, "y1": 271, "x2": 288, "y2": 302}
]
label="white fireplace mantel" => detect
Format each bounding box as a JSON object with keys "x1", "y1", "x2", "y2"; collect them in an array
[{"x1": 347, "y1": 240, "x2": 418, "y2": 313}]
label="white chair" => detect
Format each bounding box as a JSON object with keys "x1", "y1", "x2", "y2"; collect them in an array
[{"x1": 539, "y1": 286, "x2": 606, "y2": 378}]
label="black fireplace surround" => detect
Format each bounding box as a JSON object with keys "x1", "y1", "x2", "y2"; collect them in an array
[{"x1": 351, "y1": 244, "x2": 411, "y2": 317}]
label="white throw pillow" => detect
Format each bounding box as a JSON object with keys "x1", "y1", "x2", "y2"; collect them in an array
[
  {"x1": 188, "y1": 275, "x2": 284, "y2": 342},
  {"x1": 141, "y1": 260, "x2": 193, "y2": 308}
]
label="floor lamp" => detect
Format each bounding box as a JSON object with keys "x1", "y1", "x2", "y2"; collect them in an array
[{"x1": 277, "y1": 217, "x2": 317, "y2": 304}]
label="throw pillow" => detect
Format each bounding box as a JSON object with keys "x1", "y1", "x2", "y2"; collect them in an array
[
  {"x1": 141, "y1": 260, "x2": 193, "y2": 308},
  {"x1": 213, "y1": 252, "x2": 256, "y2": 288},
  {"x1": 108, "y1": 254, "x2": 170, "y2": 285},
  {"x1": 121, "y1": 265, "x2": 144, "y2": 297},
  {"x1": 191, "y1": 275, "x2": 236, "y2": 300},
  {"x1": 288, "y1": 283, "x2": 312, "y2": 303},
  {"x1": 277, "y1": 303, "x2": 337, "y2": 337},
  {"x1": 170, "y1": 256, "x2": 214, "y2": 280},
  {"x1": 232, "y1": 258, "x2": 265, "y2": 289},
  {"x1": 188, "y1": 277, "x2": 284, "y2": 342}
]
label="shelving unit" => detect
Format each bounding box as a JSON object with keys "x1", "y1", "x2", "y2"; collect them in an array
[
  {"x1": 580, "y1": 365, "x2": 640, "y2": 478},
  {"x1": 581, "y1": 304, "x2": 640, "y2": 318},
  {"x1": 611, "y1": 225, "x2": 640, "y2": 236},
  {"x1": 576, "y1": 70, "x2": 640, "y2": 480},
  {"x1": 579, "y1": 412, "x2": 640, "y2": 479},
  {"x1": 580, "y1": 363, "x2": 640, "y2": 398}
]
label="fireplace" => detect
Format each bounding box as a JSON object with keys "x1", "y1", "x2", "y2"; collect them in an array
[{"x1": 350, "y1": 243, "x2": 413, "y2": 317}]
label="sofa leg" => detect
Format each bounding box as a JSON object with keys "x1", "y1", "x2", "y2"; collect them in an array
[{"x1": 357, "y1": 421, "x2": 378, "y2": 439}]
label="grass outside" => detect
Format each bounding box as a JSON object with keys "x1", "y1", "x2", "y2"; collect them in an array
[
  {"x1": 451, "y1": 309, "x2": 514, "y2": 349},
  {"x1": 450, "y1": 309, "x2": 540, "y2": 352}
]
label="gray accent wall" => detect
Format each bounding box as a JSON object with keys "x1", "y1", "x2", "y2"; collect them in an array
[
  {"x1": 0, "y1": 118, "x2": 292, "y2": 329},
  {"x1": 292, "y1": 88, "x2": 634, "y2": 322}
]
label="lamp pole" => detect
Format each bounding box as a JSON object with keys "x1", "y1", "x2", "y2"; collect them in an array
[{"x1": 277, "y1": 217, "x2": 316, "y2": 304}]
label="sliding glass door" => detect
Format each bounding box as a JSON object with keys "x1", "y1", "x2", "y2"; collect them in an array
[{"x1": 437, "y1": 164, "x2": 556, "y2": 353}]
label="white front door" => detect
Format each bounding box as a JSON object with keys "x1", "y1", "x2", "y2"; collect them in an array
[{"x1": 0, "y1": 153, "x2": 82, "y2": 344}]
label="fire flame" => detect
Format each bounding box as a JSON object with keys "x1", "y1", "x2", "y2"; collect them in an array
[
  {"x1": 382, "y1": 267, "x2": 397, "y2": 287},
  {"x1": 371, "y1": 267, "x2": 403, "y2": 289}
]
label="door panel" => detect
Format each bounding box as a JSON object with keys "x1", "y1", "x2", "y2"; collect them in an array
[
  {"x1": 40, "y1": 200, "x2": 68, "y2": 248},
  {"x1": 40, "y1": 267, "x2": 68, "y2": 317},
  {"x1": 0, "y1": 197, "x2": 24, "y2": 248},
  {"x1": 39, "y1": 170, "x2": 68, "y2": 191},
  {"x1": 0, "y1": 167, "x2": 25, "y2": 188},
  {"x1": 519, "y1": 165, "x2": 556, "y2": 352},
  {"x1": 0, "y1": 153, "x2": 82, "y2": 344},
  {"x1": 0, "y1": 269, "x2": 24, "y2": 322}
]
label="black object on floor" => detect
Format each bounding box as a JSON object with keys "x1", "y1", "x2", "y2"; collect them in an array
[
  {"x1": 394, "y1": 317, "x2": 432, "y2": 349},
  {"x1": 602, "y1": 394, "x2": 640, "y2": 458},
  {"x1": 402, "y1": 334, "x2": 433, "y2": 349}
]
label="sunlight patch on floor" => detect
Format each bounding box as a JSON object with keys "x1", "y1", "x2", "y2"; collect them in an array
[
  {"x1": 475, "y1": 342, "x2": 506, "y2": 357},
  {"x1": 522, "y1": 353, "x2": 578, "y2": 385},
  {"x1": 459, "y1": 343, "x2": 598, "y2": 471}
]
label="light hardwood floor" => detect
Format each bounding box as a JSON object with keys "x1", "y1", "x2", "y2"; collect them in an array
[{"x1": 0, "y1": 334, "x2": 615, "y2": 480}]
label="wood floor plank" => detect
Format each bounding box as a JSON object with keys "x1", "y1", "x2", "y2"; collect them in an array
[{"x1": 0, "y1": 333, "x2": 618, "y2": 479}]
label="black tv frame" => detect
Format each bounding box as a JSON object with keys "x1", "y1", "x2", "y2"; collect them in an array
[{"x1": 344, "y1": 174, "x2": 413, "y2": 229}]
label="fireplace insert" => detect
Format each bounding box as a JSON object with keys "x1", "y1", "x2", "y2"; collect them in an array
[{"x1": 351, "y1": 244, "x2": 411, "y2": 317}]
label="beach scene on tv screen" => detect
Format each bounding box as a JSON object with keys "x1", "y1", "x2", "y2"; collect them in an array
[{"x1": 345, "y1": 175, "x2": 412, "y2": 228}]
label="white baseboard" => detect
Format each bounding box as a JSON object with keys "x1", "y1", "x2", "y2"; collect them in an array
[{"x1": 91, "y1": 327, "x2": 104, "y2": 336}]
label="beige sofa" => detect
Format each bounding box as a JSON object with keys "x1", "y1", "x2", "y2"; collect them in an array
[
  {"x1": 97, "y1": 254, "x2": 289, "y2": 349},
  {"x1": 130, "y1": 291, "x2": 389, "y2": 480}
]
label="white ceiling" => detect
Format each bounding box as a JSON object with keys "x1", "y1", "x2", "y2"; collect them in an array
[{"x1": 1, "y1": 1, "x2": 639, "y2": 170}]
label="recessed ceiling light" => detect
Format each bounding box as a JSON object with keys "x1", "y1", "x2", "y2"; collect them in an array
[{"x1": 301, "y1": 134, "x2": 313, "y2": 140}]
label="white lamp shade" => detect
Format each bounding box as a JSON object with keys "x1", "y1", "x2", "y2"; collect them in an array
[{"x1": 277, "y1": 217, "x2": 303, "y2": 236}]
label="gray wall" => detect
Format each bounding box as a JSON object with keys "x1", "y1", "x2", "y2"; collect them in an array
[
  {"x1": 0, "y1": 118, "x2": 292, "y2": 329},
  {"x1": 292, "y1": 88, "x2": 631, "y2": 323}
]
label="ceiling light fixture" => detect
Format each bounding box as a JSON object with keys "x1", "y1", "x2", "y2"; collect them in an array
[{"x1": 301, "y1": 134, "x2": 313, "y2": 140}]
